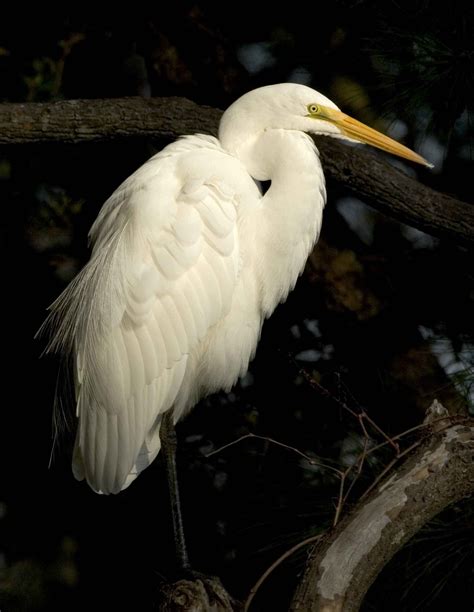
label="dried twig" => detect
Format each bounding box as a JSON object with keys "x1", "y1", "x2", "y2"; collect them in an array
[
  {"x1": 205, "y1": 432, "x2": 343, "y2": 477},
  {"x1": 244, "y1": 534, "x2": 322, "y2": 612}
]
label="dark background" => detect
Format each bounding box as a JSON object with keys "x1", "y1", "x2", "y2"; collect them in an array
[{"x1": 1, "y1": 3, "x2": 473, "y2": 610}]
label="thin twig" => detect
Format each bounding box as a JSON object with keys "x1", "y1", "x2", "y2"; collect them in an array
[
  {"x1": 299, "y1": 367, "x2": 357, "y2": 414},
  {"x1": 360, "y1": 439, "x2": 422, "y2": 500},
  {"x1": 205, "y1": 432, "x2": 343, "y2": 477},
  {"x1": 359, "y1": 411, "x2": 400, "y2": 454},
  {"x1": 299, "y1": 365, "x2": 401, "y2": 452},
  {"x1": 333, "y1": 473, "x2": 348, "y2": 527},
  {"x1": 366, "y1": 416, "x2": 458, "y2": 455},
  {"x1": 337, "y1": 437, "x2": 370, "y2": 525},
  {"x1": 243, "y1": 534, "x2": 322, "y2": 612}
]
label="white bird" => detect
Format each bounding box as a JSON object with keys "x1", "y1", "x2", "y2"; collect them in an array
[{"x1": 43, "y1": 83, "x2": 430, "y2": 495}]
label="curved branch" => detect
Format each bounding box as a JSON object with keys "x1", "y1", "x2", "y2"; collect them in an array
[
  {"x1": 313, "y1": 137, "x2": 474, "y2": 247},
  {"x1": 0, "y1": 97, "x2": 473, "y2": 245},
  {"x1": 290, "y1": 421, "x2": 474, "y2": 611}
]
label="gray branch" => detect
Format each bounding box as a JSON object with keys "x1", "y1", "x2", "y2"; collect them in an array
[
  {"x1": 1, "y1": 97, "x2": 473, "y2": 245},
  {"x1": 290, "y1": 419, "x2": 474, "y2": 611}
]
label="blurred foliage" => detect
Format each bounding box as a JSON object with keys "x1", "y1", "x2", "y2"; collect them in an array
[{"x1": 0, "y1": 3, "x2": 473, "y2": 611}]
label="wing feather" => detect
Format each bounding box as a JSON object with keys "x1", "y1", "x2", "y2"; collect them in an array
[
  {"x1": 154, "y1": 300, "x2": 183, "y2": 365},
  {"x1": 44, "y1": 136, "x2": 251, "y2": 493},
  {"x1": 134, "y1": 323, "x2": 160, "y2": 384}
]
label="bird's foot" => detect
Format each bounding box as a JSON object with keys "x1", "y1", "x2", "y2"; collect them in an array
[{"x1": 159, "y1": 570, "x2": 239, "y2": 611}]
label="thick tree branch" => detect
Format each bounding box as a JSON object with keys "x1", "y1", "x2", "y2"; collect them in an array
[
  {"x1": 290, "y1": 419, "x2": 474, "y2": 611},
  {"x1": 0, "y1": 97, "x2": 221, "y2": 145},
  {"x1": 313, "y1": 137, "x2": 474, "y2": 247},
  {"x1": 1, "y1": 97, "x2": 473, "y2": 245}
]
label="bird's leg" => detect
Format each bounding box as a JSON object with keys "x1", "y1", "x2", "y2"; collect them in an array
[{"x1": 160, "y1": 410, "x2": 190, "y2": 571}]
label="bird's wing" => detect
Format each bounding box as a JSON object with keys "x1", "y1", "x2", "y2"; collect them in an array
[{"x1": 46, "y1": 136, "x2": 254, "y2": 493}]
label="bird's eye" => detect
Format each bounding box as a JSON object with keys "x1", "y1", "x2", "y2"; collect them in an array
[{"x1": 308, "y1": 104, "x2": 320, "y2": 114}]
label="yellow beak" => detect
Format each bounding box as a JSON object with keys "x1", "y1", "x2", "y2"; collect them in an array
[{"x1": 312, "y1": 106, "x2": 432, "y2": 168}]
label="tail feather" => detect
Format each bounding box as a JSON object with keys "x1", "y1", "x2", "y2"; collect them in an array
[{"x1": 72, "y1": 414, "x2": 163, "y2": 494}]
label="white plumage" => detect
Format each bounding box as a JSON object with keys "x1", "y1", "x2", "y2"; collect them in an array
[{"x1": 42, "y1": 83, "x2": 429, "y2": 494}]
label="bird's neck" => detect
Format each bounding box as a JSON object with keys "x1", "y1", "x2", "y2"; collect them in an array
[{"x1": 244, "y1": 130, "x2": 327, "y2": 316}]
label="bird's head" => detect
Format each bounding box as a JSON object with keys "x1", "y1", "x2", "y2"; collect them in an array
[{"x1": 219, "y1": 83, "x2": 432, "y2": 168}]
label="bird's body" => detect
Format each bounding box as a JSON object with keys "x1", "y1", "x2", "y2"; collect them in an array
[{"x1": 44, "y1": 84, "x2": 429, "y2": 494}]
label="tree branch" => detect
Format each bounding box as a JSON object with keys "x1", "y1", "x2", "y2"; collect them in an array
[
  {"x1": 1, "y1": 97, "x2": 473, "y2": 245},
  {"x1": 313, "y1": 137, "x2": 474, "y2": 247},
  {"x1": 0, "y1": 97, "x2": 221, "y2": 145},
  {"x1": 290, "y1": 419, "x2": 474, "y2": 611}
]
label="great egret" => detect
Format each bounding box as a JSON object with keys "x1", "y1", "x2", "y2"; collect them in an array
[{"x1": 43, "y1": 83, "x2": 430, "y2": 497}]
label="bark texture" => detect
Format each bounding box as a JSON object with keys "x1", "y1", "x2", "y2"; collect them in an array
[{"x1": 0, "y1": 97, "x2": 220, "y2": 145}]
